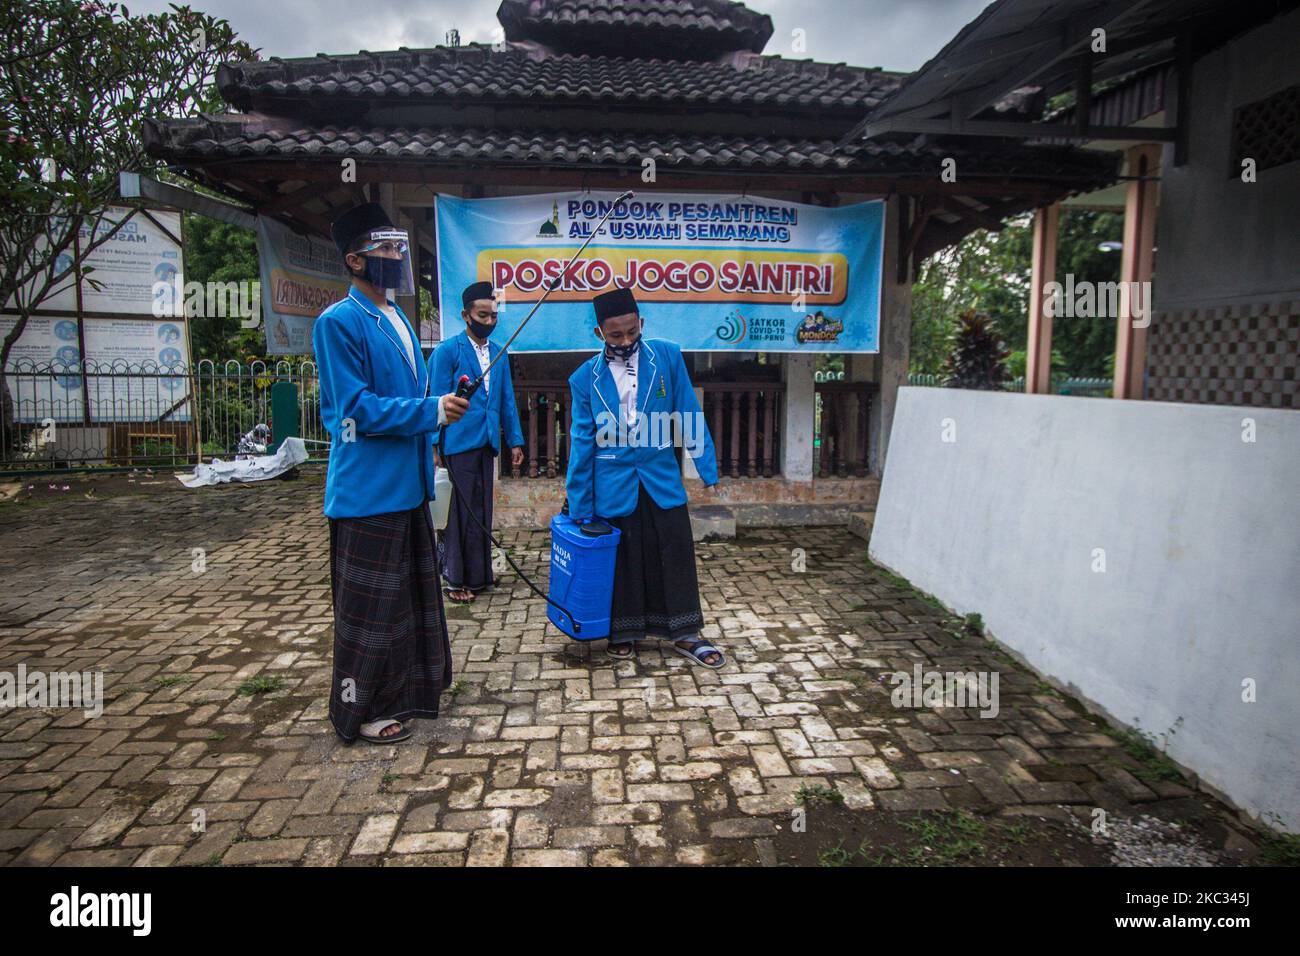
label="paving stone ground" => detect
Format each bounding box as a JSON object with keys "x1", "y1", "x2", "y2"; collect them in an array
[{"x1": 0, "y1": 472, "x2": 1268, "y2": 866}]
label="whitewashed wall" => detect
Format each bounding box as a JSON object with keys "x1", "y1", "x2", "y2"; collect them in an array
[{"x1": 870, "y1": 387, "x2": 1300, "y2": 832}]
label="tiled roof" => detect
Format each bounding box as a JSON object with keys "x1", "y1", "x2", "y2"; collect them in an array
[
  {"x1": 496, "y1": 0, "x2": 774, "y2": 56},
  {"x1": 141, "y1": 116, "x2": 1119, "y2": 184},
  {"x1": 218, "y1": 45, "x2": 901, "y2": 113},
  {"x1": 145, "y1": 120, "x2": 880, "y2": 171}
]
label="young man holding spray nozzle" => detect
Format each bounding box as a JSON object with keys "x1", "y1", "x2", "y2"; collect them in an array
[{"x1": 313, "y1": 201, "x2": 469, "y2": 745}]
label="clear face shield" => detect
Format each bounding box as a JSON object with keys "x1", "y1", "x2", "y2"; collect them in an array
[{"x1": 351, "y1": 229, "x2": 416, "y2": 296}]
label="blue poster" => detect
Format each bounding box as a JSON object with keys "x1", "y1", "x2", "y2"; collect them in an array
[{"x1": 435, "y1": 190, "x2": 883, "y2": 353}]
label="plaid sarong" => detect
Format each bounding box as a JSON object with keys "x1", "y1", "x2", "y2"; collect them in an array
[
  {"x1": 328, "y1": 505, "x2": 452, "y2": 742},
  {"x1": 606, "y1": 482, "x2": 705, "y2": 643},
  {"x1": 439, "y1": 444, "x2": 495, "y2": 592}
]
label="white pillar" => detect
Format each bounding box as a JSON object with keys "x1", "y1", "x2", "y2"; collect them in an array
[{"x1": 782, "y1": 353, "x2": 816, "y2": 482}]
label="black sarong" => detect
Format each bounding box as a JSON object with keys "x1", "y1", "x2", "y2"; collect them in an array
[
  {"x1": 439, "y1": 444, "x2": 495, "y2": 592},
  {"x1": 607, "y1": 482, "x2": 704, "y2": 643},
  {"x1": 328, "y1": 505, "x2": 451, "y2": 742}
]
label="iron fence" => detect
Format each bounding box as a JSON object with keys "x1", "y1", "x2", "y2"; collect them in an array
[
  {"x1": 0, "y1": 360, "x2": 327, "y2": 472},
  {"x1": 907, "y1": 373, "x2": 1112, "y2": 397}
]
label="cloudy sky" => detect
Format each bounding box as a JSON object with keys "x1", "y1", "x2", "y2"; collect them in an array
[{"x1": 127, "y1": 0, "x2": 991, "y2": 73}]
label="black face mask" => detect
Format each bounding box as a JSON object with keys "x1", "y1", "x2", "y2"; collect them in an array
[
  {"x1": 602, "y1": 333, "x2": 641, "y2": 361},
  {"x1": 468, "y1": 319, "x2": 495, "y2": 340},
  {"x1": 351, "y1": 255, "x2": 405, "y2": 290}
]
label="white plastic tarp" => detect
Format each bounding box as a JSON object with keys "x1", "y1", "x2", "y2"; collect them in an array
[{"x1": 177, "y1": 436, "x2": 309, "y2": 488}]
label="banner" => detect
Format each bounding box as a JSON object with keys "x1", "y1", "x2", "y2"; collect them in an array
[
  {"x1": 434, "y1": 191, "x2": 883, "y2": 352},
  {"x1": 256, "y1": 216, "x2": 350, "y2": 355},
  {"x1": 0, "y1": 315, "x2": 191, "y2": 423},
  {"x1": 15, "y1": 206, "x2": 184, "y2": 316}
]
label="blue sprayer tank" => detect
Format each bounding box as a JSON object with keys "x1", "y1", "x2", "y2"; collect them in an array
[{"x1": 548, "y1": 514, "x2": 621, "y2": 640}]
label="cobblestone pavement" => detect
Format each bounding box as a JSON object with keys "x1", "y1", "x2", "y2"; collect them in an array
[{"x1": 0, "y1": 473, "x2": 1261, "y2": 866}]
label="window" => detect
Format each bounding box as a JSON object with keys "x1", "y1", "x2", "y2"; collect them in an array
[{"x1": 1230, "y1": 83, "x2": 1300, "y2": 176}]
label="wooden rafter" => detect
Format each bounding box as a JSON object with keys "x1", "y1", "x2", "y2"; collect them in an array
[{"x1": 258, "y1": 181, "x2": 343, "y2": 215}]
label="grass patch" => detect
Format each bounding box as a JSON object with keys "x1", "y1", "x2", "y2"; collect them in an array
[
  {"x1": 1104, "y1": 725, "x2": 1185, "y2": 783},
  {"x1": 1259, "y1": 832, "x2": 1300, "y2": 866},
  {"x1": 864, "y1": 810, "x2": 994, "y2": 866},
  {"x1": 154, "y1": 675, "x2": 190, "y2": 689},
  {"x1": 235, "y1": 675, "x2": 284, "y2": 697},
  {"x1": 1000, "y1": 822, "x2": 1033, "y2": 846},
  {"x1": 920, "y1": 594, "x2": 947, "y2": 615},
  {"x1": 963, "y1": 613, "x2": 984, "y2": 637},
  {"x1": 443, "y1": 679, "x2": 466, "y2": 700},
  {"x1": 796, "y1": 783, "x2": 844, "y2": 807},
  {"x1": 870, "y1": 566, "x2": 915, "y2": 594},
  {"x1": 818, "y1": 844, "x2": 857, "y2": 867}
]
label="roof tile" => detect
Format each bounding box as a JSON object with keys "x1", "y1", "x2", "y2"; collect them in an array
[{"x1": 218, "y1": 45, "x2": 902, "y2": 114}]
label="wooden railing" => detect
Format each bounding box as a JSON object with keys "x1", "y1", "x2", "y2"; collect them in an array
[
  {"x1": 699, "y1": 382, "x2": 784, "y2": 478},
  {"x1": 503, "y1": 379, "x2": 787, "y2": 479},
  {"x1": 815, "y1": 381, "x2": 875, "y2": 477},
  {"x1": 505, "y1": 381, "x2": 572, "y2": 478}
]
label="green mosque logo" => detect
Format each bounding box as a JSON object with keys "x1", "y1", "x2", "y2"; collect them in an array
[{"x1": 537, "y1": 199, "x2": 560, "y2": 237}]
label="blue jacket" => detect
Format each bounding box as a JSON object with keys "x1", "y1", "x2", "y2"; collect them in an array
[
  {"x1": 565, "y1": 338, "x2": 718, "y2": 520},
  {"x1": 427, "y1": 330, "x2": 525, "y2": 457},
  {"x1": 312, "y1": 286, "x2": 443, "y2": 519}
]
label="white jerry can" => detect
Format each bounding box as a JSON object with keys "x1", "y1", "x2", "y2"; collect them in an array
[{"x1": 428, "y1": 466, "x2": 452, "y2": 530}]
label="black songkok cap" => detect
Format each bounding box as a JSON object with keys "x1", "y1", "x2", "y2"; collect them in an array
[
  {"x1": 330, "y1": 202, "x2": 395, "y2": 255},
  {"x1": 462, "y1": 281, "x2": 494, "y2": 309},
  {"x1": 593, "y1": 287, "x2": 638, "y2": 324}
]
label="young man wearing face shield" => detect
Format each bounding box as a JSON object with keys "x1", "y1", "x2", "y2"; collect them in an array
[
  {"x1": 312, "y1": 202, "x2": 470, "y2": 744},
  {"x1": 565, "y1": 287, "x2": 726, "y2": 668},
  {"x1": 428, "y1": 281, "x2": 526, "y2": 604}
]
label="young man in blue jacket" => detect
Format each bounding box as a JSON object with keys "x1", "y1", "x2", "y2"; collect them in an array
[
  {"x1": 428, "y1": 281, "x2": 526, "y2": 603},
  {"x1": 313, "y1": 202, "x2": 468, "y2": 744},
  {"x1": 565, "y1": 287, "x2": 726, "y2": 668}
]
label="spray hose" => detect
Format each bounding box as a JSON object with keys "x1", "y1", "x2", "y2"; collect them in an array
[{"x1": 438, "y1": 443, "x2": 582, "y2": 632}]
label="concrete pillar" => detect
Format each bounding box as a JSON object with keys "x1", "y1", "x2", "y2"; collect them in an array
[
  {"x1": 872, "y1": 195, "x2": 913, "y2": 475},
  {"x1": 782, "y1": 352, "x2": 816, "y2": 482},
  {"x1": 1114, "y1": 144, "x2": 1160, "y2": 400},
  {"x1": 1026, "y1": 203, "x2": 1059, "y2": 393}
]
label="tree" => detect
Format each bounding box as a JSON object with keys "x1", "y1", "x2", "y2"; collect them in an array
[
  {"x1": 942, "y1": 310, "x2": 1011, "y2": 390},
  {"x1": 911, "y1": 209, "x2": 1123, "y2": 380},
  {"x1": 909, "y1": 217, "x2": 1030, "y2": 376},
  {"x1": 1, "y1": 0, "x2": 254, "y2": 445},
  {"x1": 183, "y1": 214, "x2": 259, "y2": 362}
]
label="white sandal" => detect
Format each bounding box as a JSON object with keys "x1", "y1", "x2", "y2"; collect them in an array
[{"x1": 358, "y1": 718, "x2": 411, "y2": 744}]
